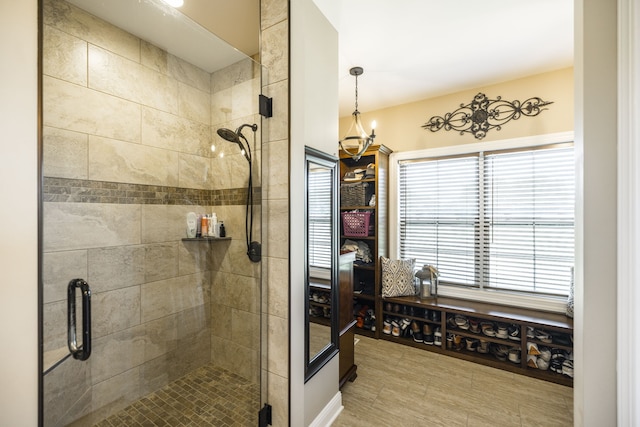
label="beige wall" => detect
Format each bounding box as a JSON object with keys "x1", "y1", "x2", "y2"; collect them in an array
[
  {"x1": 290, "y1": 0, "x2": 341, "y2": 425},
  {"x1": 340, "y1": 67, "x2": 574, "y2": 153},
  {"x1": 0, "y1": 1, "x2": 39, "y2": 426}
]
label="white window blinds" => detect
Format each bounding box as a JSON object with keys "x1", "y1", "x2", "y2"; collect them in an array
[
  {"x1": 398, "y1": 144, "x2": 574, "y2": 297},
  {"x1": 308, "y1": 168, "x2": 333, "y2": 269},
  {"x1": 399, "y1": 154, "x2": 480, "y2": 286}
]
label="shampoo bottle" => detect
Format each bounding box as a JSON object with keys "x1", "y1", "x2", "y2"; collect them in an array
[
  {"x1": 186, "y1": 212, "x2": 197, "y2": 238},
  {"x1": 219, "y1": 221, "x2": 226, "y2": 237},
  {"x1": 209, "y1": 213, "x2": 217, "y2": 237},
  {"x1": 201, "y1": 215, "x2": 208, "y2": 236}
]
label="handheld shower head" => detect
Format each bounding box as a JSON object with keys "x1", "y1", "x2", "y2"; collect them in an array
[
  {"x1": 214, "y1": 123, "x2": 262, "y2": 262},
  {"x1": 216, "y1": 127, "x2": 241, "y2": 144},
  {"x1": 216, "y1": 124, "x2": 258, "y2": 162}
]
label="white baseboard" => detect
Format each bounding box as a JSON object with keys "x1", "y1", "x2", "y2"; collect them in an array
[{"x1": 309, "y1": 391, "x2": 343, "y2": 427}]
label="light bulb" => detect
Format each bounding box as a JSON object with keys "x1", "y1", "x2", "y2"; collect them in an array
[
  {"x1": 371, "y1": 120, "x2": 377, "y2": 130},
  {"x1": 210, "y1": 144, "x2": 216, "y2": 152}
]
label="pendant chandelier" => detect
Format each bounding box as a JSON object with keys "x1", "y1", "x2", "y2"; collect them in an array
[{"x1": 339, "y1": 66, "x2": 376, "y2": 161}]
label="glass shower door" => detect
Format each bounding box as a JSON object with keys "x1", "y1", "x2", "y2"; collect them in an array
[{"x1": 41, "y1": 0, "x2": 263, "y2": 424}]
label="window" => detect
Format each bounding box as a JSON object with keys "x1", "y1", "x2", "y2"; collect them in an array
[
  {"x1": 308, "y1": 167, "x2": 333, "y2": 269},
  {"x1": 397, "y1": 141, "x2": 574, "y2": 299}
]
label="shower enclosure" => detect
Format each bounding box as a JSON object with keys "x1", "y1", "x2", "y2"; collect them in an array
[{"x1": 40, "y1": 0, "x2": 265, "y2": 424}]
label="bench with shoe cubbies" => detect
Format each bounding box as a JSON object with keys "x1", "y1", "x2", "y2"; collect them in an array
[{"x1": 379, "y1": 295, "x2": 574, "y2": 387}]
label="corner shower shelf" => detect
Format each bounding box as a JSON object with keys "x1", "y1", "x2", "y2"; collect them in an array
[{"x1": 182, "y1": 237, "x2": 231, "y2": 241}]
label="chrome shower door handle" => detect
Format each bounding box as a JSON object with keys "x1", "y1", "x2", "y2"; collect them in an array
[{"x1": 67, "y1": 278, "x2": 92, "y2": 361}]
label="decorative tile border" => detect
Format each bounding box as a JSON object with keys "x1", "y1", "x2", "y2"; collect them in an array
[{"x1": 43, "y1": 177, "x2": 260, "y2": 206}]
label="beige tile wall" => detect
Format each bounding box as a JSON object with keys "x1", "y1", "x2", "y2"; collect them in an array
[{"x1": 41, "y1": 0, "x2": 263, "y2": 425}]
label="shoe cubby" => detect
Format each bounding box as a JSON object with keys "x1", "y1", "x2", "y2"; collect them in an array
[{"x1": 379, "y1": 295, "x2": 574, "y2": 387}]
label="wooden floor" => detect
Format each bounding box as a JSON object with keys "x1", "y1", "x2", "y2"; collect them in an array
[{"x1": 333, "y1": 335, "x2": 573, "y2": 427}]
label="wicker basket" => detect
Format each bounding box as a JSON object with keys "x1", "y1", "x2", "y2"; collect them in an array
[
  {"x1": 342, "y1": 211, "x2": 371, "y2": 237},
  {"x1": 340, "y1": 182, "x2": 368, "y2": 206}
]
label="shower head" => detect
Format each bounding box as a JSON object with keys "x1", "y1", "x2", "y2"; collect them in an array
[
  {"x1": 216, "y1": 124, "x2": 258, "y2": 162},
  {"x1": 216, "y1": 127, "x2": 241, "y2": 144}
]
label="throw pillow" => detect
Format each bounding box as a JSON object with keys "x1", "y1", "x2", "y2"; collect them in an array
[{"x1": 381, "y1": 257, "x2": 416, "y2": 298}]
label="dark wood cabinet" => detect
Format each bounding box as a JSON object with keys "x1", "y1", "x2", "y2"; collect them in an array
[
  {"x1": 339, "y1": 145, "x2": 392, "y2": 338},
  {"x1": 338, "y1": 251, "x2": 357, "y2": 388}
]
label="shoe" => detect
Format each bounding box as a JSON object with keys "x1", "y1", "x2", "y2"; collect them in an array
[
  {"x1": 538, "y1": 346, "x2": 551, "y2": 362},
  {"x1": 527, "y1": 342, "x2": 541, "y2": 356},
  {"x1": 423, "y1": 324, "x2": 434, "y2": 345},
  {"x1": 447, "y1": 315, "x2": 458, "y2": 330},
  {"x1": 477, "y1": 339, "x2": 489, "y2": 354},
  {"x1": 430, "y1": 310, "x2": 440, "y2": 322},
  {"x1": 495, "y1": 324, "x2": 509, "y2": 339},
  {"x1": 434, "y1": 332, "x2": 442, "y2": 346},
  {"x1": 408, "y1": 306, "x2": 416, "y2": 317},
  {"x1": 535, "y1": 330, "x2": 553, "y2": 344},
  {"x1": 400, "y1": 318, "x2": 411, "y2": 337},
  {"x1": 368, "y1": 310, "x2": 376, "y2": 332},
  {"x1": 382, "y1": 319, "x2": 392, "y2": 335},
  {"x1": 410, "y1": 321, "x2": 423, "y2": 343},
  {"x1": 391, "y1": 320, "x2": 400, "y2": 337},
  {"x1": 316, "y1": 294, "x2": 328, "y2": 304},
  {"x1": 508, "y1": 348, "x2": 521, "y2": 363},
  {"x1": 490, "y1": 344, "x2": 509, "y2": 361},
  {"x1": 424, "y1": 309, "x2": 431, "y2": 320},
  {"x1": 393, "y1": 304, "x2": 400, "y2": 313},
  {"x1": 562, "y1": 360, "x2": 574, "y2": 378},
  {"x1": 469, "y1": 319, "x2": 480, "y2": 334},
  {"x1": 455, "y1": 315, "x2": 469, "y2": 329},
  {"x1": 453, "y1": 335, "x2": 463, "y2": 351},
  {"x1": 446, "y1": 333, "x2": 454, "y2": 349},
  {"x1": 508, "y1": 325, "x2": 521, "y2": 341},
  {"x1": 363, "y1": 317, "x2": 372, "y2": 330},
  {"x1": 401, "y1": 305, "x2": 408, "y2": 315},
  {"x1": 527, "y1": 355, "x2": 538, "y2": 368},
  {"x1": 385, "y1": 302, "x2": 392, "y2": 312},
  {"x1": 466, "y1": 338, "x2": 479, "y2": 352},
  {"x1": 481, "y1": 322, "x2": 495, "y2": 337},
  {"x1": 527, "y1": 327, "x2": 535, "y2": 339},
  {"x1": 537, "y1": 357, "x2": 550, "y2": 370},
  {"x1": 550, "y1": 358, "x2": 564, "y2": 374}
]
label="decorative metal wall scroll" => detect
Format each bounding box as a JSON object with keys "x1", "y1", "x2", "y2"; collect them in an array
[{"x1": 422, "y1": 93, "x2": 553, "y2": 140}]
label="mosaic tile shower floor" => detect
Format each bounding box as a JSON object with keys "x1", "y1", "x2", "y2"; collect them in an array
[{"x1": 94, "y1": 365, "x2": 259, "y2": 427}]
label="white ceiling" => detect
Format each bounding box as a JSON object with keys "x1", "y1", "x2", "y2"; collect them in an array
[
  {"x1": 67, "y1": 0, "x2": 257, "y2": 73},
  {"x1": 337, "y1": 0, "x2": 574, "y2": 117},
  {"x1": 66, "y1": 0, "x2": 573, "y2": 118}
]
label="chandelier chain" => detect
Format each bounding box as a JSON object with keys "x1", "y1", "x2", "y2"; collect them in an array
[{"x1": 354, "y1": 73, "x2": 359, "y2": 113}]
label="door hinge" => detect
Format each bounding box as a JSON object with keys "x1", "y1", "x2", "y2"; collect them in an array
[
  {"x1": 258, "y1": 403, "x2": 272, "y2": 426},
  {"x1": 259, "y1": 94, "x2": 273, "y2": 118}
]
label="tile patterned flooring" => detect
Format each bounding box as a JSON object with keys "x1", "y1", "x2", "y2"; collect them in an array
[
  {"x1": 92, "y1": 335, "x2": 571, "y2": 426},
  {"x1": 334, "y1": 335, "x2": 573, "y2": 427},
  {"x1": 94, "y1": 365, "x2": 259, "y2": 427}
]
